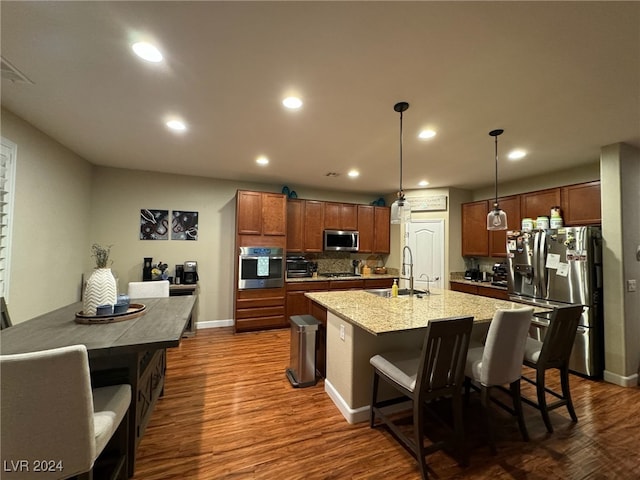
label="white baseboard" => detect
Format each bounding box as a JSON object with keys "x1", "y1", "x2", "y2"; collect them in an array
[
  {"x1": 603, "y1": 370, "x2": 639, "y2": 387},
  {"x1": 324, "y1": 379, "x2": 370, "y2": 424},
  {"x1": 196, "y1": 319, "x2": 234, "y2": 329}
]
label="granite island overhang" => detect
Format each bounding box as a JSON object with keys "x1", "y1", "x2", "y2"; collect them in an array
[{"x1": 305, "y1": 288, "x2": 548, "y2": 423}]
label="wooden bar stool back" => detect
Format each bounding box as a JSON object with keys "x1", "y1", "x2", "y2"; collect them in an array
[
  {"x1": 370, "y1": 316, "x2": 474, "y2": 479},
  {"x1": 521, "y1": 304, "x2": 584, "y2": 432}
]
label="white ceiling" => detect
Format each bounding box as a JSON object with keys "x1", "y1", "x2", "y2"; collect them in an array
[{"x1": 1, "y1": 1, "x2": 639, "y2": 196}]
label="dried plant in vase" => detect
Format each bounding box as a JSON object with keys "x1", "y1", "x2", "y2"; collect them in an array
[{"x1": 83, "y1": 243, "x2": 117, "y2": 315}]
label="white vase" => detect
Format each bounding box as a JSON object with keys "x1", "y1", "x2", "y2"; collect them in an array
[{"x1": 83, "y1": 268, "x2": 117, "y2": 315}]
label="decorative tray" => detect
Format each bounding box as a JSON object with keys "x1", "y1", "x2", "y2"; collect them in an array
[{"x1": 75, "y1": 303, "x2": 146, "y2": 324}]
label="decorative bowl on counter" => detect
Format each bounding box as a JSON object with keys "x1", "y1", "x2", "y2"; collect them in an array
[{"x1": 374, "y1": 267, "x2": 387, "y2": 274}]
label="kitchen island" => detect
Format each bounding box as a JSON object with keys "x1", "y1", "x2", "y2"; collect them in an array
[{"x1": 305, "y1": 288, "x2": 546, "y2": 423}]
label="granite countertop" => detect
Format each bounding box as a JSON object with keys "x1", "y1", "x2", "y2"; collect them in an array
[
  {"x1": 286, "y1": 273, "x2": 398, "y2": 283},
  {"x1": 449, "y1": 278, "x2": 508, "y2": 290},
  {"x1": 305, "y1": 289, "x2": 547, "y2": 335}
]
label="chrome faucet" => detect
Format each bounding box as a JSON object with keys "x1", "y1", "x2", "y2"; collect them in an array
[
  {"x1": 401, "y1": 245, "x2": 414, "y2": 296},
  {"x1": 419, "y1": 273, "x2": 440, "y2": 295}
]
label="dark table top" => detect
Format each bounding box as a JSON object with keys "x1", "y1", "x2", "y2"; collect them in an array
[{"x1": 0, "y1": 296, "x2": 196, "y2": 357}]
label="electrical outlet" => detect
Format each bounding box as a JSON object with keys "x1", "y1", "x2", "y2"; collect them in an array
[
  {"x1": 339, "y1": 324, "x2": 345, "y2": 341},
  {"x1": 627, "y1": 279, "x2": 637, "y2": 292}
]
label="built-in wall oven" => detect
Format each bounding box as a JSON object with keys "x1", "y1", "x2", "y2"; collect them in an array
[{"x1": 238, "y1": 247, "x2": 284, "y2": 289}]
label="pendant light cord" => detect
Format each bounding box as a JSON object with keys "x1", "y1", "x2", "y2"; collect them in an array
[
  {"x1": 399, "y1": 110, "x2": 404, "y2": 195},
  {"x1": 494, "y1": 134, "x2": 498, "y2": 206}
]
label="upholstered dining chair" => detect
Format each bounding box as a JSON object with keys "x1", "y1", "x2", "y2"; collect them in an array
[
  {"x1": 1, "y1": 296, "x2": 12, "y2": 329},
  {"x1": 464, "y1": 307, "x2": 534, "y2": 454},
  {"x1": 1, "y1": 344, "x2": 131, "y2": 480},
  {"x1": 127, "y1": 279, "x2": 170, "y2": 298},
  {"x1": 370, "y1": 316, "x2": 474, "y2": 479},
  {"x1": 521, "y1": 304, "x2": 584, "y2": 433}
]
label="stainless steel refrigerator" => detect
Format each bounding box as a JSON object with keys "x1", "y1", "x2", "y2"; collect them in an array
[{"x1": 506, "y1": 226, "x2": 603, "y2": 377}]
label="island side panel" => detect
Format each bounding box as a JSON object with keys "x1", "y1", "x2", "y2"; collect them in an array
[{"x1": 325, "y1": 311, "x2": 424, "y2": 423}]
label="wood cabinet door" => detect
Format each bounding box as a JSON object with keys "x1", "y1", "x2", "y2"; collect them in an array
[
  {"x1": 324, "y1": 202, "x2": 340, "y2": 230},
  {"x1": 236, "y1": 190, "x2": 262, "y2": 235},
  {"x1": 521, "y1": 187, "x2": 561, "y2": 220},
  {"x1": 304, "y1": 200, "x2": 325, "y2": 252},
  {"x1": 489, "y1": 195, "x2": 521, "y2": 257},
  {"x1": 341, "y1": 204, "x2": 358, "y2": 230},
  {"x1": 461, "y1": 200, "x2": 489, "y2": 256},
  {"x1": 561, "y1": 181, "x2": 601, "y2": 225},
  {"x1": 325, "y1": 202, "x2": 358, "y2": 230},
  {"x1": 286, "y1": 199, "x2": 304, "y2": 251},
  {"x1": 357, "y1": 205, "x2": 374, "y2": 253},
  {"x1": 262, "y1": 193, "x2": 286, "y2": 236},
  {"x1": 373, "y1": 207, "x2": 391, "y2": 253}
]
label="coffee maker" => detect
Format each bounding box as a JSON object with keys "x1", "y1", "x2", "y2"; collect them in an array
[
  {"x1": 174, "y1": 264, "x2": 184, "y2": 285},
  {"x1": 183, "y1": 261, "x2": 198, "y2": 284}
]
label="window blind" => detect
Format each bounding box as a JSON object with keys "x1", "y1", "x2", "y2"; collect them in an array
[{"x1": 0, "y1": 137, "x2": 16, "y2": 300}]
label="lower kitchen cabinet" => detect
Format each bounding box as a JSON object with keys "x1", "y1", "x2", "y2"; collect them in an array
[
  {"x1": 285, "y1": 281, "x2": 330, "y2": 320},
  {"x1": 450, "y1": 281, "x2": 509, "y2": 300},
  {"x1": 235, "y1": 287, "x2": 286, "y2": 332}
]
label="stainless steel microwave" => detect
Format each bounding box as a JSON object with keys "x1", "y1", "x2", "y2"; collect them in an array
[{"x1": 323, "y1": 230, "x2": 359, "y2": 252}]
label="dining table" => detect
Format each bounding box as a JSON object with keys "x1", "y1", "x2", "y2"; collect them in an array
[{"x1": 0, "y1": 295, "x2": 196, "y2": 477}]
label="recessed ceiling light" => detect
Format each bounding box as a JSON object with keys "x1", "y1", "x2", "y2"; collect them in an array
[
  {"x1": 418, "y1": 129, "x2": 436, "y2": 140},
  {"x1": 131, "y1": 42, "x2": 163, "y2": 63},
  {"x1": 282, "y1": 96, "x2": 303, "y2": 109},
  {"x1": 508, "y1": 149, "x2": 527, "y2": 160},
  {"x1": 348, "y1": 170, "x2": 359, "y2": 178},
  {"x1": 166, "y1": 120, "x2": 187, "y2": 131},
  {"x1": 418, "y1": 180, "x2": 429, "y2": 187},
  {"x1": 165, "y1": 120, "x2": 187, "y2": 132},
  {"x1": 256, "y1": 156, "x2": 269, "y2": 166}
]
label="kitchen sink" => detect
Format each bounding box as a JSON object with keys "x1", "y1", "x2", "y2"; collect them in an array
[{"x1": 365, "y1": 288, "x2": 427, "y2": 297}]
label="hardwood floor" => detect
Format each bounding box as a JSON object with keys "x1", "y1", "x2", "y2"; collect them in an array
[{"x1": 133, "y1": 327, "x2": 640, "y2": 480}]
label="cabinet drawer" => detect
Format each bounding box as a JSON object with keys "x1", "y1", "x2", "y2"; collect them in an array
[
  {"x1": 450, "y1": 282, "x2": 478, "y2": 294},
  {"x1": 236, "y1": 305, "x2": 285, "y2": 319},
  {"x1": 477, "y1": 285, "x2": 509, "y2": 300},
  {"x1": 236, "y1": 296, "x2": 285, "y2": 309},
  {"x1": 329, "y1": 280, "x2": 365, "y2": 290},
  {"x1": 286, "y1": 281, "x2": 330, "y2": 292},
  {"x1": 236, "y1": 315, "x2": 286, "y2": 331}
]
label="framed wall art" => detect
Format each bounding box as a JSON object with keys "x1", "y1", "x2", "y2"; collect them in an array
[
  {"x1": 171, "y1": 210, "x2": 198, "y2": 240},
  {"x1": 140, "y1": 209, "x2": 169, "y2": 240}
]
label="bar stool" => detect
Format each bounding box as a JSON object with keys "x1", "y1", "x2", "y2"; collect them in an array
[
  {"x1": 521, "y1": 304, "x2": 584, "y2": 433},
  {"x1": 464, "y1": 307, "x2": 534, "y2": 454},
  {"x1": 370, "y1": 316, "x2": 473, "y2": 479},
  {"x1": 1, "y1": 344, "x2": 131, "y2": 479}
]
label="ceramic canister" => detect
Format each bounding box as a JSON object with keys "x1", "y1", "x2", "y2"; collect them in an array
[
  {"x1": 537, "y1": 216, "x2": 550, "y2": 230},
  {"x1": 521, "y1": 218, "x2": 533, "y2": 231}
]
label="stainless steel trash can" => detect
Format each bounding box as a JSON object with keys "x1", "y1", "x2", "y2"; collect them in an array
[{"x1": 286, "y1": 315, "x2": 319, "y2": 388}]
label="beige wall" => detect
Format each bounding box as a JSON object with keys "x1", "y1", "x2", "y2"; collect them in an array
[
  {"x1": 1, "y1": 108, "x2": 93, "y2": 323},
  {"x1": 89, "y1": 167, "x2": 375, "y2": 323},
  {"x1": 2, "y1": 108, "x2": 376, "y2": 324},
  {"x1": 601, "y1": 143, "x2": 640, "y2": 384}
]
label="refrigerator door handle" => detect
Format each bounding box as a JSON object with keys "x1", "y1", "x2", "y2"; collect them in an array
[{"x1": 539, "y1": 229, "x2": 548, "y2": 299}]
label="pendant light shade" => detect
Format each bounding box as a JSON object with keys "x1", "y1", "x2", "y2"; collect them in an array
[
  {"x1": 391, "y1": 101, "x2": 411, "y2": 224},
  {"x1": 487, "y1": 128, "x2": 508, "y2": 231}
]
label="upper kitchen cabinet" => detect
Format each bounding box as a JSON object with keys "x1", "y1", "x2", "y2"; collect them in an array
[
  {"x1": 357, "y1": 205, "x2": 390, "y2": 254},
  {"x1": 561, "y1": 181, "x2": 601, "y2": 225},
  {"x1": 286, "y1": 199, "x2": 304, "y2": 251},
  {"x1": 520, "y1": 187, "x2": 561, "y2": 220},
  {"x1": 488, "y1": 195, "x2": 521, "y2": 257},
  {"x1": 324, "y1": 202, "x2": 358, "y2": 231},
  {"x1": 461, "y1": 200, "x2": 489, "y2": 256},
  {"x1": 286, "y1": 199, "x2": 324, "y2": 252},
  {"x1": 304, "y1": 200, "x2": 325, "y2": 252},
  {"x1": 237, "y1": 190, "x2": 287, "y2": 236}
]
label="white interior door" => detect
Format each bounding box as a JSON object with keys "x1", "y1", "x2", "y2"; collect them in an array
[{"x1": 406, "y1": 219, "x2": 445, "y2": 291}]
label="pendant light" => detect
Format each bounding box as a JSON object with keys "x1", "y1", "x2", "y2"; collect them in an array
[
  {"x1": 487, "y1": 128, "x2": 508, "y2": 230},
  {"x1": 390, "y1": 101, "x2": 411, "y2": 224}
]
